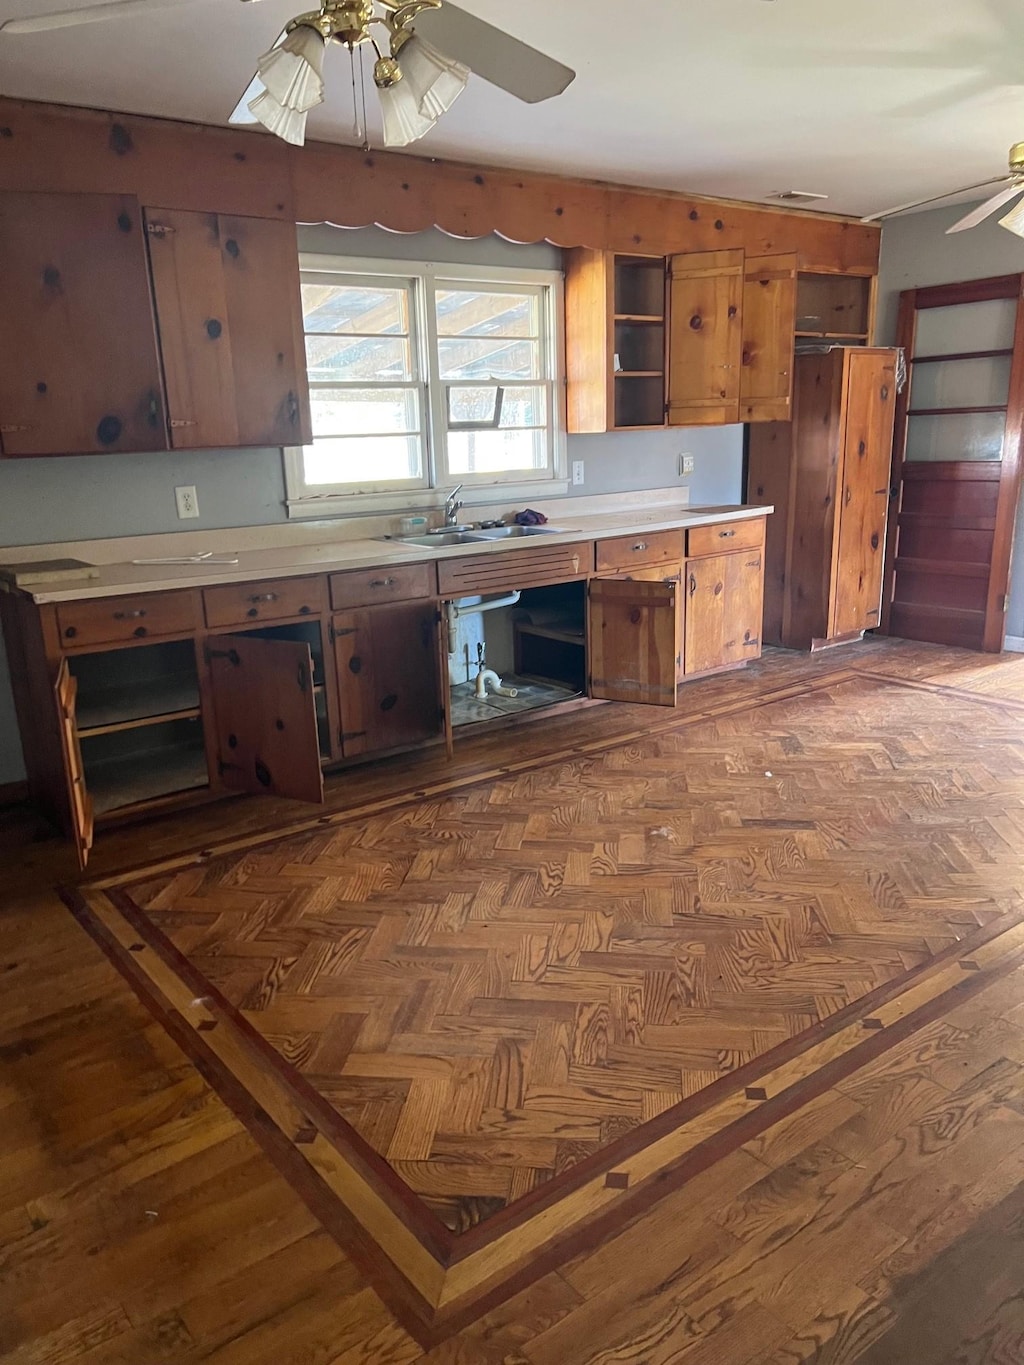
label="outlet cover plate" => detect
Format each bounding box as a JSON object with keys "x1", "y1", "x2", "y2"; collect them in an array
[
  {"x1": 175, "y1": 485, "x2": 200, "y2": 519},
  {"x1": 572, "y1": 460, "x2": 585, "y2": 486}
]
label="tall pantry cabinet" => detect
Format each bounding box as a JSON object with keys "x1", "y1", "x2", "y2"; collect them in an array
[{"x1": 748, "y1": 347, "x2": 899, "y2": 651}]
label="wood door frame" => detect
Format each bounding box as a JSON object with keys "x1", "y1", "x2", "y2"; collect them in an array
[{"x1": 881, "y1": 273, "x2": 1024, "y2": 652}]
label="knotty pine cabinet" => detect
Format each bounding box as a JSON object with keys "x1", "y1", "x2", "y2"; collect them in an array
[
  {"x1": 0, "y1": 190, "x2": 312, "y2": 457},
  {"x1": 748, "y1": 347, "x2": 898, "y2": 651},
  {"x1": 2, "y1": 518, "x2": 767, "y2": 867},
  {"x1": 566, "y1": 247, "x2": 876, "y2": 434}
]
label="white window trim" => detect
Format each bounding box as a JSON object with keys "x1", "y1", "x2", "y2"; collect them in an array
[{"x1": 284, "y1": 254, "x2": 568, "y2": 519}]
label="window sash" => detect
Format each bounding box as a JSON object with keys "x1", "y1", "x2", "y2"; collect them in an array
[{"x1": 286, "y1": 257, "x2": 566, "y2": 507}]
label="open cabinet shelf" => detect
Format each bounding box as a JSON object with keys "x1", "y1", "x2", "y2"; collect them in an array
[{"x1": 81, "y1": 716, "x2": 208, "y2": 816}]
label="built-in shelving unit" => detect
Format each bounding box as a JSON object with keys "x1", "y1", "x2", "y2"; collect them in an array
[
  {"x1": 613, "y1": 256, "x2": 667, "y2": 430},
  {"x1": 794, "y1": 273, "x2": 874, "y2": 348}
]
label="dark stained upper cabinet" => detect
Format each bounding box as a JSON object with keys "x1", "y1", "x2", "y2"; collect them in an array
[
  {"x1": 0, "y1": 191, "x2": 167, "y2": 457},
  {"x1": 145, "y1": 208, "x2": 313, "y2": 449}
]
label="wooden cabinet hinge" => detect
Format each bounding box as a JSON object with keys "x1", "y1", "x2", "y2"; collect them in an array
[
  {"x1": 329, "y1": 623, "x2": 357, "y2": 643},
  {"x1": 0, "y1": 423, "x2": 34, "y2": 433},
  {"x1": 146, "y1": 222, "x2": 176, "y2": 237},
  {"x1": 998, "y1": 593, "x2": 1009, "y2": 613},
  {"x1": 340, "y1": 729, "x2": 367, "y2": 744},
  {"x1": 169, "y1": 418, "x2": 197, "y2": 429}
]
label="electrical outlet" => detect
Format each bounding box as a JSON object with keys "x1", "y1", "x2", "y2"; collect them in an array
[
  {"x1": 679, "y1": 453, "x2": 695, "y2": 477},
  {"x1": 572, "y1": 460, "x2": 585, "y2": 486},
  {"x1": 175, "y1": 485, "x2": 199, "y2": 519}
]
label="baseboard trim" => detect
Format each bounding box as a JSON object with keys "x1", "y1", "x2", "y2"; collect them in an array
[
  {"x1": 0, "y1": 780, "x2": 29, "y2": 808},
  {"x1": 1004, "y1": 635, "x2": 1024, "y2": 653}
]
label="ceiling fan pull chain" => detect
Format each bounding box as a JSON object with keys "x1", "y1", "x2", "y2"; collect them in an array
[{"x1": 358, "y1": 43, "x2": 371, "y2": 151}]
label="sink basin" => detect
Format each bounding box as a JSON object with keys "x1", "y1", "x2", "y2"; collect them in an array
[
  {"x1": 469, "y1": 525, "x2": 570, "y2": 539},
  {"x1": 391, "y1": 531, "x2": 483, "y2": 547}
]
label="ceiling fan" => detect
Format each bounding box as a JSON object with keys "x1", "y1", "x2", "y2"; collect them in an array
[
  {"x1": 0, "y1": 0, "x2": 577, "y2": 149},
  {"x1": 861, "y1": 141, "x2": 1024, "y2": 238}
]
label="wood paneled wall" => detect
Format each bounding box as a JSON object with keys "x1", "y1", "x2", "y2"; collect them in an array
[{"x1": 0, "y1": 98, "x2": 880, "y2": 274}]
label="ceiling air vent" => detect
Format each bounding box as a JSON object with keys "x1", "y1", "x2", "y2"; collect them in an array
[{"x1": 766, "y1": 190, "x2": 830, "y2": 204}]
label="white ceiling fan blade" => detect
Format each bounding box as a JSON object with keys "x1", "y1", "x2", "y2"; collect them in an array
[
  {"x1": 947, "y1": 182, "x2": 1024, "y2": 233},
  {"x1": 0, "y1": 0, "x2": 199, "y2": 34},
  {"x1": 860, "y1": 176, "x2": 1012, "y2": 223},
  {"x1": 414, "y1": 3, "x2": 575, "y2": 104}
]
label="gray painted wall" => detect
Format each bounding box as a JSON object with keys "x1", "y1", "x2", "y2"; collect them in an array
[
  {"x1": 875, "y1": 202, "x2": 1024, "y2": 642},
  {"x1": 0, "y1": 226, "x2": 743, "y2": 786}
]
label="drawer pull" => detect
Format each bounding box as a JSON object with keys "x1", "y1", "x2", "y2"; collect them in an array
[
  {"x1": 370, "y1": 578, "x2": 397, "y2": 588},
  {"x1": 113, "y1": 609, "x2": 148, "y2": 620},
  {"x1": 718, "y1": 529, "x2": 736, "y2": 539},
  {"x1": 632, "y1": 542, "x2": 648, "y2": 553},
  {"x1": 248, "y1": 592, "x2": 278, "y2": 604},
  {"x1": 689, "y1": 573, "x2": 697, "y2": 597},
  {"x1": 63, "y1": 626, "x2": 77, "y2": 639},
  {"x1": 133, "y1": 626, "x2": 148, "y2": 638}
]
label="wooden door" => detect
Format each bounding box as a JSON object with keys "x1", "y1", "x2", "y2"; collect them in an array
[
  {"x1": 0, "y1": 192, "x2": 166, "y2": 456},
  {"x1": 722, "y1": 551, "x2": 765, "y2": 665},
  {"x1": 883, "y1": 276, "x2": 1024, "y2": 651},
  {"x1": 145, "y1": 208, "x2": 312, "y2": 448},
  {"x1": 54, "y1": 660, "x2": 94, "y2": 870},
  {"x1": 205, "y1": 634, "x2": 323, "y2": 803},
  {"x1": 740, "y1": 253, "x2": 797, "y2": 422},
  {"x1": 602, "y1": 564, "x2": 684, "y2": 681},
  {"x1": 333, "y1": 602, "x2": 442, "y2": 758},
  {"x1": 667, "y1": 250, "x2": 743, "y2": 426},
  {"x1": 832, "y1": 349, "x2": 897, "y2": 637},
  {"x1": 588, "y1": 578, "x2": 678, "y2": 706},
  {"x1": 685, "y1": 552, "x2": 764, "y2": 674}
]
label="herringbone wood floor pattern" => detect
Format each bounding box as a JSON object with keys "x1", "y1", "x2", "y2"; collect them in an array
[{"x1": 123, "y1": 669, "x2": 1024, "y2": 1237}]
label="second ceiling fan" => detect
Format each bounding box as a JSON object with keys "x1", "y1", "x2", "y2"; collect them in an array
[{"x1": 862, "y1": 141, "x2": 1024, "y2": 237}]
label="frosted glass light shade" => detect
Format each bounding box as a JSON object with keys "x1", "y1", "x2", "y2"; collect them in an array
[
  {"x1": 998, "y1": 195, "x2": 1024, "y2": 239},
  {"x1": 399, "y1": 35, "x2": 469, "y2": 119},
  {"x1": 377, "y1": 78, "x2": 438, "y2": 147},
  {"x1": 247, "y1": 92, "x2": 310, "y2": 146},
  {"x1": 257, "y1": 24, "x2": 325, "y2": 113}
]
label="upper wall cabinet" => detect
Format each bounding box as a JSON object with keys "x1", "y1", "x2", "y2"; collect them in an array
[
  {"x1": 0, "y1": 192, "x2": 168, "y2": 457},
  {"x1": 566, "y1": 245, "x2": 875, "y2": 433},
  {"x1": 666, "y1": 249, "x2": 798, "y2": 427},
  {"x1": 145, "y1": 209, "x2": 312, "y2": 449},
  {"x1": 0, "y1": 191, "x2": 313, "y2": 459}
]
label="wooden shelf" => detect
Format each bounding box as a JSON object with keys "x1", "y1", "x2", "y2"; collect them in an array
[
  {"x1": 615, "y1": 370, "x2": 665, "y2": 379},
  {"x1": 614, "y1": 314, "x2": 665, "y2": 324},
  {"x1": 515, "y1": 620, "x2": 586, "y2": 648},
  {"x1": 76, "y1": 674, "x2": 201, "y2": 736},
  {"x1": 795, "y1": 331, "x2": 870, "y2": 340}
]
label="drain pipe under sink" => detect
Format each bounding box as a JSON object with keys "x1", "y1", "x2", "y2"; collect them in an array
[
  {"x1": 446, "y1": 591, "x2": 521, "y2": 654},
  {"x1": 475, "y1": 668, "x2": 518, "y2": 699}
]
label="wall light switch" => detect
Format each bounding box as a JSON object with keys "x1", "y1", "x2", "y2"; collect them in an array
[
  {"x1": 679, "y1": 453, "x2": 695, "y2": 477},
  {"x1": 175, "y1": 485, "x2": 200, "y2": 519},
  {"x1": 572, "y1": 460, "x2": 585, "y2": 486}
]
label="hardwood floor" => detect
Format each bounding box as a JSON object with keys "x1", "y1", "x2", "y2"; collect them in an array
[{"x1": 4, "y1": 639, "x2": 1024, "y2": 1361}]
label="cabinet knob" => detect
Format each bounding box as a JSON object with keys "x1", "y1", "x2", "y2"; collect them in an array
[
  {"x1": 718, "y1": 529, "x2": 736, "y2": 539},
  {"x1": 632, "y1": 542, "x2": 648, "y2": 553},
  {"x1": 248, "y1": 592, "x2": 278, "y2": 604},
  {"x1": 370, "y1": 578, "x2": 397, "y2": 588}
]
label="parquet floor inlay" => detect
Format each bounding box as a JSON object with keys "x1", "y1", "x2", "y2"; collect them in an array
[{"x1": 64, "y1": 660, "x2": 1024, "y2": 1342}]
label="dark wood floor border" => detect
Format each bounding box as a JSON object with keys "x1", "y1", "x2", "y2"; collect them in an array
[
  {"x1": 855, "y1": 667, "x2": 1024, "y2": 713},
  {"x1": 56, "y1": 885, "x2": 444, "y2": 1350},
  {"x1": 87, "y1": 666, "x2": 864, "y2": 893},
  {"x1": 103, "y1": 881, "x2": 1024, "y2": 1264}
]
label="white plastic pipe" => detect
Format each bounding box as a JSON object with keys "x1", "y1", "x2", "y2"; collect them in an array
[
  {"x1": 475, "y1": 668, "x2": 518, "y2": 699},
  {"x1": 446, "y1": 591, "x2": 521, "y2": 654}
]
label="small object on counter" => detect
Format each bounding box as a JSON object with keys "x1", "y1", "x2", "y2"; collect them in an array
[
  {"x1": 131, "y1": 551, "x2": 240, "y2": 565},
  {"x1": 479, "y1": 519, "x2": 505, "y2": 529},
  {"x1": 514, "y1": 509, "x2": 549, "y2": 526},
  {"x1": 400, "y1": 515, "x2": 429, "y2": 534},
  {"x1": 0, "y1": 558, "x2": 100, "y2": 587}
]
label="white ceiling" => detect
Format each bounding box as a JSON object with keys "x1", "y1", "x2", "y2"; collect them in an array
[{"x1": 2, "y1": 0, "x2": 1024, "y2": 218}]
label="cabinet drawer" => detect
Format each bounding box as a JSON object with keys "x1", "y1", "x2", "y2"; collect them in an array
[
  {"x1": 595, "y1": 529, "x2": 683, "y2": 574},
  {"x1": 330, "y1": 561, "x2": 436, "y2": 611},
  {"x1": 56, "y1": 591, "x2": 196, "y2": 647},
  {"x1": 203, "y1": 576, "x2": 323, "y2": 628},
  {"x1": 687, "y1": 517, "x2": 765, "y2": 559},
  {"x1": 438, "y1": 543, "x2": 593, "y2": 597}
]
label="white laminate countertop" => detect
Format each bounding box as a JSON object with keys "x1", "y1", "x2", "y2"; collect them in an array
[{"x1": 5, "y1": 503, "x2": 773, "y2": 604}]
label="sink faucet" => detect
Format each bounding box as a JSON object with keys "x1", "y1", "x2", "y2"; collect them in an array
[{"x1": 443, "y1": 484, "x2": 465, "y2": 527}]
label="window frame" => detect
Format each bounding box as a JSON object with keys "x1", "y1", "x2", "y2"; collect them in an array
[{"x1": 284, "y1": 254, "x2": 567, "y2": 518}]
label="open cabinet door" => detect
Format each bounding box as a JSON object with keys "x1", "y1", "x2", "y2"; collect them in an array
[
  {"x1": 588, "y1": 578, "x2": 679, "y2": 706},
  {"x1": 206, "y1": 634, "x2": 324, "y2": 804},
  {"x1": 54, "y1": 660, "x2": 94, "y2": 870}
]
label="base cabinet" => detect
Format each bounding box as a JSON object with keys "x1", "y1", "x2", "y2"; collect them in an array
[{"x1": 4, "y1": 518, "x2": 768, "y2": 868}]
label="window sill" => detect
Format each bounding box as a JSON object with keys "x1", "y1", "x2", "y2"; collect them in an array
[{"x1": 285, "y1": 479, "x2": 571, "y2": 521}]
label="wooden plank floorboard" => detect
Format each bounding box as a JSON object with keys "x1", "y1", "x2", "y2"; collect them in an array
[{"x1": 4, "y1": 639, "x2": 1024, "y2": 1360}]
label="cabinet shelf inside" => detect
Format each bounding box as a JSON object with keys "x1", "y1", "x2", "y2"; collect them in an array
[
  {"x1": 81, "y1": 717, "x2": 207, "y2": 816},
  {"x1": 614, "y1": 313, "x2": 665, "y2": 324},
  {"x1": 615, "y1": 370, "x2": 665, "y2": 379},
  {"x1": 76, "y1": 673, "x2": 201, "y2": 736}
]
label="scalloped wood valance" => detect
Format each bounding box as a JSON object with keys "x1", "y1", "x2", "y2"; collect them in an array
[{"x1": 0, "y1": 98, "x2": 879, "y2": 276}]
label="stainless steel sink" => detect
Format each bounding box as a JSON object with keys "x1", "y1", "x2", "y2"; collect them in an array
[
  {"x1": 469, "y1": 525, "x2": 569, "y2": 539},
  {"x1": 393, "y1": 531, "x2": 483, "y2": 547}
]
